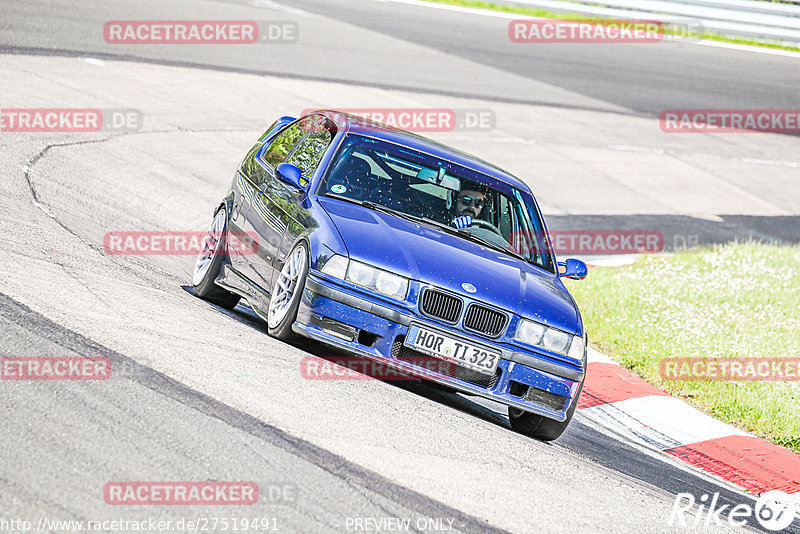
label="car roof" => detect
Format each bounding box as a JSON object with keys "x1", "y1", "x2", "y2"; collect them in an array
[{"x1": 312, "y1": 110, "x2": 532, "y2": 193}]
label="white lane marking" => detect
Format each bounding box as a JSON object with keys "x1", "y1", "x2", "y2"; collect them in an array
[
  {"x1": 575, "y1": 411, "x2": 758, "y2": 495},
  {"x1": 689, "y1": 213, "x2": 725, "y2": 222},
  {"x1": 608, "y1": 144, "x2": 667, "y2": 154},
  {"x1": 741, "y1": 157, "x2": 800, "y2": 169},
  {"x1": 582, "y1": 395, "x2": 748, "y2": 450},
  {"x1": 82, "y1": 58, "x2": 105, "y2": 67},
  {"x1": 249, "y1": 0, "x2": 322, "y2": 18},
  {"x1": 608, "y1": 144, "x2": 800, "y2": 169},
  {"x1": 374, "y1": 0, "x2": 528, "y2": 19},
  {"x1": 375, "y1": 0, "x2": 800, "y2": 57},
  {"x1": 695, "y1": 39, "x2": 800, "y2": 59}
]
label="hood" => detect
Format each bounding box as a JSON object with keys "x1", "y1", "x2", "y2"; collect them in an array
[{"x1": 319, "y1": 197, "x2": 579, "y2": 334}]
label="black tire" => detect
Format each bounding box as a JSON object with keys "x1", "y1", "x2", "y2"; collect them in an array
[
  {"x1": 508, "y1": 379, "x2": 584, "y2": 441},
  {"x1": 266, "y1": 241, "x2": 309, "y2": 341},
  {"x1": 192, "y1": 207, "x2": 241, "y2": 310}
]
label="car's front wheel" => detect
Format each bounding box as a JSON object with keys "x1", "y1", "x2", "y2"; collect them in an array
[
  {"x1": 192, "y1": 207, "x2": 241, "y2": 310},
  {"x1": 267, "y1": 241, "x2": 309, "y2": 341},
  {"x1": 508, "y1": 381, "x2": 583, "y2": 441}
]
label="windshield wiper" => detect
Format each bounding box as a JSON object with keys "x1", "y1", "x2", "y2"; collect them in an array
[
  {"x1": 325, "y1": 193, "x2": 424, "y2": 225},
  {"x1": 458, "y1": 231, "x2": 528, "y2": 262},
  {"x1": 326, "y1": 194, "x2": 470, "y2": 239},
  {"x1": 401, "y1": 214, "x2": 528, "y2": 262},
  {"x1": 326, "y1": 192, "x2": 378, "y2": 210}
]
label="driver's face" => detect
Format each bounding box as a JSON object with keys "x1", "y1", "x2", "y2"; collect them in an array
[{"x1": 456, "y1": 190, "x2": 485, "y2": 218}]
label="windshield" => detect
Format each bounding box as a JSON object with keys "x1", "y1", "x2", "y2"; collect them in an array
[{"x1": 319, "y1": 134, "x2": 555, "y2": 272}]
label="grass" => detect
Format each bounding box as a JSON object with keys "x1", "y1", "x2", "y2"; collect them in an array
[
  {"x1": 563, "y1": 242, "x2": 800, "y2": 453},
  {"x1": 424, "y1": 0, "x2": 800, "y2": 53}
]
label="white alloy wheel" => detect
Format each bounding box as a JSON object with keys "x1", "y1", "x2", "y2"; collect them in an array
[
  {"x1": 193, "y1": 209, "x2": 226, "y2": 286},
  {"x1": 268, "y1": 245, "x2": 307, "y2": 329}
]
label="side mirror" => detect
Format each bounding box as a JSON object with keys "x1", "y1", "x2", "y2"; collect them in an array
[
  {"x1": 275, "y1": 163, "x2": 306, "y2": 190},
  {"x1": 558, "y1": 258, "x2": 588, "y2": 280}
]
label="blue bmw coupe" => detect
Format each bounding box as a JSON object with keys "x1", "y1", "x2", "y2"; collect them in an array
[{"x1": 193, "y1": 111, "x2": 588, "y2": 441}]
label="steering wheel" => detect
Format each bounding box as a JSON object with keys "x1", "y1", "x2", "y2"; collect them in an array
[{"x1": 469, "y1": 218, "x2": 504, "y2": 236}]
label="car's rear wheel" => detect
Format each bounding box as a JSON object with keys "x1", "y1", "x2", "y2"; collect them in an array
[
  {"x1": 192, "y1": 207, "x2": 241, "y2": 310},
  {"x1": 267, "y1": 241, "x2": 308, "y2": 341},
  {"x1": 508, "y1": 380, "x2": 584, "y2": 441}
]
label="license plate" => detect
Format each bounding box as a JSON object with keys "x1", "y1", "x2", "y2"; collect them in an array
[{"x1": 404, "y1": 325, "x2": 501, "y2": 375}]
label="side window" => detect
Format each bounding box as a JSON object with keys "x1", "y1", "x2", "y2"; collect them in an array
[
  {"x1": 287, "y1": 118, "x2": 334, "y2": 178},
  {"x1": 240, "y1": 143, "x2": 267, "y2": 186},
  {"x1": 261, "y1": 117, "x2": 317, "y2": 169}
]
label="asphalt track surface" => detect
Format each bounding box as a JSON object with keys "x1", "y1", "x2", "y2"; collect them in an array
[
  {"x1": 3, "y1": 0, "x2": 799, "y2": 245},
  {"x1": 1, "y1": 0, "x2": 799, "y2": 533}
]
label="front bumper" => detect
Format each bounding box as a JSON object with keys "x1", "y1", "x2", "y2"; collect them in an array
[{"x1": 294, "y1": 271, "x2": 585, "y2": 422}]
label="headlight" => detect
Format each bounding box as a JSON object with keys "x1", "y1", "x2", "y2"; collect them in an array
[
  {"x1": 320, "y1": 255, "x2": 348, "y2": 279},
  {"x1": 567, "y1": 332, "x2": 585, "y2": 360},
  {"x1": 345, "y1": 260, "x2": 409, "y2": 300},
  {"x1": 375, "y1": 270, "x2": 404, "y2": 296},
  {"x1": 347, "y1": 261, "x2": 374, "y2": 286},
  {"x1": 543, "y1": 328, "x2": 570, "y2": 354},
  {"x1": 515, "y1": 318, "x2": 581, "y2": 358},
  {"x1": 515, "y1": 320, "x2": 546, "y2": 345},
  {"x1": 321, "y1": 256, "x2": 409, "y2": 300}
]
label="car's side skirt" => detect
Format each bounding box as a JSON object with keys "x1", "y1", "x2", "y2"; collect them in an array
[{"x1": 216, "y1": 264, "x2": 272, "y2": 312}]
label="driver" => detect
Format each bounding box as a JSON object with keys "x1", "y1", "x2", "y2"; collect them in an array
[{"x1": 450, "y1": 186, "x2": 485, "y2": 230}]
